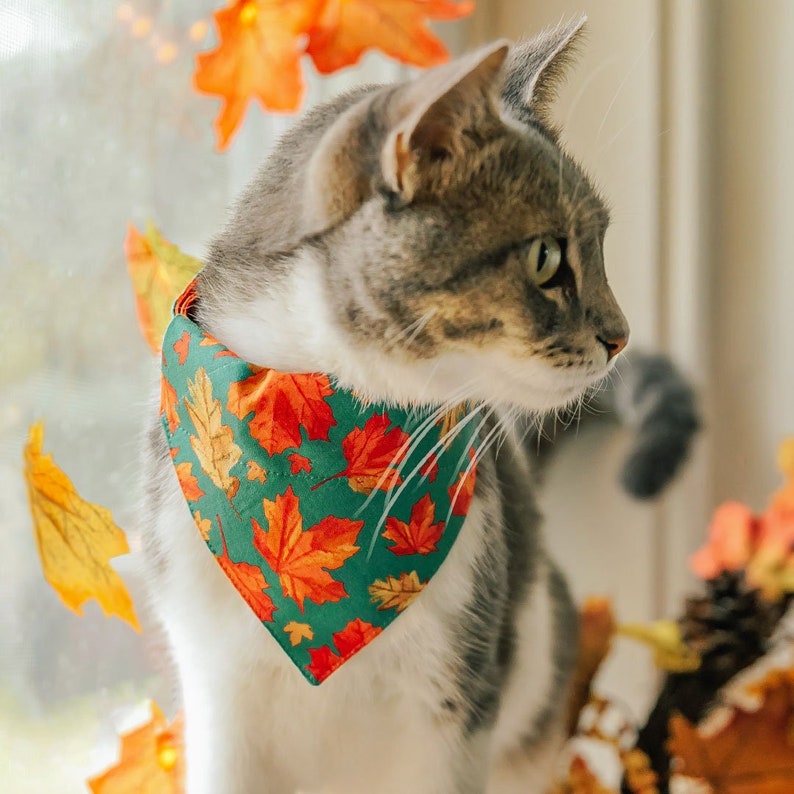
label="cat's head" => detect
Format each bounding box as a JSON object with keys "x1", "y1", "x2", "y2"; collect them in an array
[{"x1": 201, "y1": 19, "x2": 628, "y2": 413}]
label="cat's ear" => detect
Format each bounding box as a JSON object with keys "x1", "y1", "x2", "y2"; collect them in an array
[
  {"x1": 381, "y1": 41, "x2": 509, "y2": 202},
  {"x1": 502, "y1": 17, "x2": 586, "y2": 123}
]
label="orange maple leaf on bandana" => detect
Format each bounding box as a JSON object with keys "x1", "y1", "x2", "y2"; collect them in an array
[
  {"x1": 306, "y1": 0, "x2": 475, "y2": 74},
  {"x1": 316, "y1": 413, "x2": 410, "y2": 494},
  {"x1": 194, "y1": 0, "x2": 324, "y2": 149},
  {"x1": 227, "y1": 368, "x2": 336, "y2": 457},
  {"x1": 253, "y1": 486, "x2": 362, "y2": 611},
  {"x1": 382, "y1": 493, "x2": 445, "y2": 556}
]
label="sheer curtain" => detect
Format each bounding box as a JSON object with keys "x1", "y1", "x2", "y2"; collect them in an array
[{"x1": 0, "y1": 3, "x2": 408, "y2": 790}]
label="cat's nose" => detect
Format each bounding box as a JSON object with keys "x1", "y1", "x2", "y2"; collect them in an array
[{"x1": 597, "y1": 334, "x2": 628, "y2": 361}]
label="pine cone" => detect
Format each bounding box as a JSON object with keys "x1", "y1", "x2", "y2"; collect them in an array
[{"x1": 624, "y1": 572, "x2": 792, "y2": 793}]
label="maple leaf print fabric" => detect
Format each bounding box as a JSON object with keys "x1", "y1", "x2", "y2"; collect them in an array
[{"x1": 160, "y1": 284, "x2": 479, "y2": 684}]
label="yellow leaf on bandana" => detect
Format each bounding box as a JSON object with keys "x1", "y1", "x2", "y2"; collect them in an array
[
  {"x1": 369, "y1": 571, "x2": 426, "y2": 612},
  {"x1": 284, "y1": 621, "x2": 314, "y2": 646},
  {"x1": 23, "y1": 422, "x2": 141, "y2": 631},
  {"x1": 124, "y1": 221, "x2": 203, "y2": 354},
  {"x1": 184, "y1": 367, "x2": 242, "y2": 501}
]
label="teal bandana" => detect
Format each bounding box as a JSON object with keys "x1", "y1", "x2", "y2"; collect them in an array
[{"x1": 160, "y1": 281, "x2": 480, "y2": 684}]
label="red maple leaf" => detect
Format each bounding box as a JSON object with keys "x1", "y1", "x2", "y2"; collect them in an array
[
  {"x1": 216, "y1": 517, "x2": 276, "y2": 623},
  {"x1": 382, "y1": 493, "x2": 445, "y2": 556},
  {"x1": 419, "y1": 453, "x2": 439, "y2": 483},
  {"x1": 448, "y1": 450, "x2": 477, "y2": 516},
  {"x1": 193, "y1": 0, "x2": 324, "y2": 149},
  {"x1": 173, "y1": 331, "x2": 190, "y2": 366},
  {"x1": 252, "y1": 487, "x2": 362, "y2": 611},
  {"x1": 227, "y1": 368, "x2": 336, "y2": 456},
  {"x1": 307, "y1": 645, "x2": 342, "y2": 682},
  {"x1": 288, "y1": 452, "x2": 312, "y2": 475},
  {"x1": 306, "y1": 618, "x2": 382, "y2": 682},
  {"x1": 314, "y1": 413, "x2": 410, "y2": 494},
  {"x1": 306, "y1": 0, "x2": 474, "y2": 74}
]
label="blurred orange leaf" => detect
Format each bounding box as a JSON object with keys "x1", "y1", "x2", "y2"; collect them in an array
[
  {"x1": 307, "y1": 0, "x2": 474, "y2": 74},
  {"x1": 667, "y1": 669, "x2": 794, "y2": 793},
  {"x1": 87, "y1": 703, "x2": 184, "y2": 793},
  {"x1": 124, "y1": 222, "x2": 203, "y2": 354},
  {"x1": 194, "y1": 0, "x2": 323, "y2": 149},
  {"x1": 23, "y1": 422, "x2": 141, "y2": 631}
]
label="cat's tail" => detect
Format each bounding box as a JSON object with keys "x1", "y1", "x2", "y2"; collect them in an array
[{"x1": 530, "y1": 353, "x2": 701, "y2": 499}]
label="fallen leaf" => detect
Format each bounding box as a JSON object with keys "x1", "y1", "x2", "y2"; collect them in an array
[
  {"x1": 227, "y1": 368, "x2": 336, "y2": 456},
  {"x1": 216, "y1": 516, "x2": 276, "y2": 622},
  {"x1": 124, "y1": 222, "x2": 203, "y2": 354},
  {"x1": 317, "y1": 413, "x2": 409, "y2": 494},
  {"x1": 284, "y1": 620, "x2": 313, "y2": 646},
  {"x1": 184, "y1": 367, "x2": 242, "y2": 501},
  {"x1": 252, "y1": 486, "x2": 363, "y2": 611},
  {"x1": 194, "y1": 0, "x2": 323, "y2": 149},
  {"x1": 87, "y1": 702, "x2": 183, "y2": 793},
  {"x1": 667, "y1": 670, "x2": 794, "y2": 793},
  {"x1": 307, "y1": 0, "x2": 474, "y2": 74},
  {"x1": 246, "y1": 460, "x2": 268, "y2": 483},
  {"x1": 369, "y1": 570, "x2": 426, "y2": 612},
  {"x1": 383, "y1": 493, "x2": 445, "y2": 556},
  {"x1": 619, "y1": 620, "x2": 701, "y2": 673},
  {"x1": 288, "y1": 452, "x2": 312, "y2": 475},
  {"x1": 23, "y1": 422, "x2": 140, "y2": 631}
]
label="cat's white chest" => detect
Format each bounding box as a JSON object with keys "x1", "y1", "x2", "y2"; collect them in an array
[{"x1": 150, "y1": 473, "x2": 493, "y2": 794}]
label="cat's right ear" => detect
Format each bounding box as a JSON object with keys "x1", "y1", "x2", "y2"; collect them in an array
[{"x1": 379, "y1": 41, "x2": 509, "y2": 203}]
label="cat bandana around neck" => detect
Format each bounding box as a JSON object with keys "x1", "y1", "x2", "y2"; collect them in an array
[{"x1": 160, "y1": 279, "x2": 480, "y2": 684}]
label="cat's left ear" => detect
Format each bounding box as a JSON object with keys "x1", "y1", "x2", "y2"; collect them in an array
[
  {"x1": 381, "y1": 41, "x2": 509, "y2": 202},
  {"x1": 502, "y1": 17, "x2": 586, "y2": 124}
]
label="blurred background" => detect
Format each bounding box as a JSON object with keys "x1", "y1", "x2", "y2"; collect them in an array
[{"x1": 1, "y1": 1, "x2": 792, "y2": 791}]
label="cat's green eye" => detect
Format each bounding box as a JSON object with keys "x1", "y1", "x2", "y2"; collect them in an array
[{"x1": 527, "y1": 236, "x2": 562, "y2": 287}]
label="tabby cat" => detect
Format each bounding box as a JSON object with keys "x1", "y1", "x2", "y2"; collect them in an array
[{"x1": 141, "y1": 19, "x2": 692, "y2": 794}]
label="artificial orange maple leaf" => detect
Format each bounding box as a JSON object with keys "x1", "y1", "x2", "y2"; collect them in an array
[
  {"x1": 306, "y1": 0, "x2": 474, "y2": 74},
  {"x1": 252, "y1": 486, "x2": 363, "y2": 611},
  {"x1": 369, "y1": 570, "x2": 426, "y2": 612},
  {"x1": 383, "y1": 493, "x2": 445, "y2": 556},
  {"x1": 317, "y1": 413, "x2": 410, "y2": 494},
  {"x1": 284, "y1": 620, "x2": 314, "y2": 646},
  {"x1": 185, "y1": 367, "x2": 242, "y2": 501},
  {"x1": 227, "y1": 368, "x2": 336, "y2": 456},
  {"x1": 124, "y1": 222, "x2": 203, "y2": 354},
  {"x1": 288, "y1": 452, "x2": 312, "y2": 475},
  {"x1": 23, "y1": 422, "x2": 141, "y2": 631},
  {"x1": 667, "y1": 670, "x2": 794, "y2": 793},
  {"x1": 87, "y1": 702, "x2": 184, "y2": 793},
  {"x1": 217, "y1": 516, "x2": 276, "y2": 622},
  {"x1": 194, "y1": 0, "x2": 324, "y2": 150},
  {"x1": 448, "y1": 450, "x2": 477, "y2": 516}
]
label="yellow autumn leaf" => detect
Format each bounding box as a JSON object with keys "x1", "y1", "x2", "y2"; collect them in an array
[
  {"x1": 124, "y1": 221, "x2": 203, "y2": 354},
  {"x1": 87, "y1": 702, "x2": 184, "y2": 793},
  {"x1": 284, "y1": 621, "x2": 314, "y2": 646},
  {"x1": 618, "y1": 620, "x2": 700, "y2": 673},
  {"x1": 184, "y1": 367, "x2": 242, "y2": 500},
  {"x1": 369, "y1": 571, "x2": 426, "y2": 612},
  {"x1": 23, "y1": 422, "x2": 141, "y2": 631}
]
